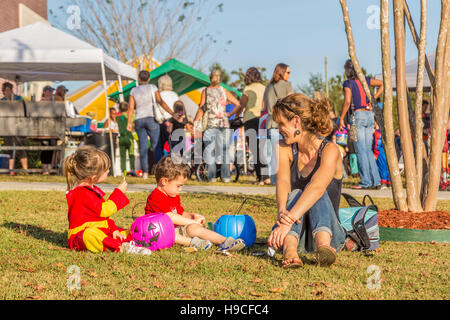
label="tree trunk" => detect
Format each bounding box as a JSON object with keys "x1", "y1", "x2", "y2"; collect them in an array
[
  {"x1": 393, "y1": 0, "x2": 423, "y2": 212},
  {"x1": 406, "y1": 90, "x2": 416, "y2": 140},
  {"x1": 403, "y1": 0, "x2": 436, "y2": 90},
  {"x1": 413, "y1": 0, "x2": 428, "y2": 198},
  {"x1": 424, "y1": 0, "x2": 450, "y2": 211},
  {"x1": 379, "y1": 0, "x2": 408, "y2": 211}
]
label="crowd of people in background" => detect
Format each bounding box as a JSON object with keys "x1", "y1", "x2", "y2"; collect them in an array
[
  {"x1": 0, "y1": 60, "x2": 443, "y2": 191},
  {"x1": 116, "y1": 61, "x2": 405, "y2": 190}
]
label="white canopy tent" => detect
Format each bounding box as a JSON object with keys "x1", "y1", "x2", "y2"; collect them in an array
[
  {"x1": 0, "y1": 22, "x2": 137, "y2": 82},
  {"x1": 375, "y1": 51, "x2": 435, "y2": 91},
  {"x1": 0, "y1": 22, "x2": 138, "y2": 176}
]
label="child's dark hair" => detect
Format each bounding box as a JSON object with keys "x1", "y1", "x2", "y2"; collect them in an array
[
  {"x1": 173, "y1": 100, "x2": 188, "y2": 125},
  {"x1": 155, "y1": 156, "x2": 190, "y2": 183},
  {"x1": 173, "y1": 100, "x2": 185, "y2": 114},
  {"x1": 63, "y1": 146, "x2": 111, "y2": 190},
  {"x1": 138, "y1": 70, "x2": 150, "y2": 82},
  {"x1": 119, "y1": 101, "x2": 129, "y2": 113}
]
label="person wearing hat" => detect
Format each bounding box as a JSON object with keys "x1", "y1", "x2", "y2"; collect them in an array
[
  {"x1": 1, "y1": 82, "x2": 28, "y2": 175},
  {"x1": 40, "y1": 86, "x2": 57, "y2": 174},
  {"x1": 55, "y1": 85, "x2": 69, "y2": 101},
  {"x1": 41, "y1": 85, "x2": 55, "y2": 101}
]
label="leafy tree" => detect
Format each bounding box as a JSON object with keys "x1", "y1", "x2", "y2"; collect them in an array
[
  {"x1": 297, "y1": 72, "x2": 343, "y2": 115},
  {"x1": 229, "y1": 67, "x2": 269, "y2": 91},
  {"x1": 209, "y1": 62, "x2": 231, "y2": 85}
]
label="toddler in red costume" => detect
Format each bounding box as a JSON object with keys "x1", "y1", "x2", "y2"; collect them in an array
[{"x1": 64, "y1": 146, "x2": 151, "y2": 255}]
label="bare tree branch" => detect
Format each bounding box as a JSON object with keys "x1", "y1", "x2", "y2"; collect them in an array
[
  {"x1": 403, "y1": 0, "x2": 436, "y2": 89},
  {"x1": 53, "y1": 0, "x2": 222, "y2": 67},
  {"x1": 410, "y1": 0, "x2": 427, "y2": 198}
]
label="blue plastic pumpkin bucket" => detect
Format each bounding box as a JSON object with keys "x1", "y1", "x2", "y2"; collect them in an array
[{"x1": 213, "y1": 214, "x2": 257, "y2": 247}]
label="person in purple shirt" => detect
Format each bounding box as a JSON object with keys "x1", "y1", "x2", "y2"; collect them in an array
[{"x1": 338, "y1": 60, "x2": 384, "y2": 190}]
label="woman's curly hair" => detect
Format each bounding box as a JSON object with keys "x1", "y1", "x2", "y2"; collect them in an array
[{"x1": 272, "y1": 93, "x2": 333, "y2": 137}]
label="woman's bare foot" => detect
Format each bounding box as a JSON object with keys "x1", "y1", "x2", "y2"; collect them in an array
[{"x1": 282, "y1": 257, "x2": 303, "y2": 268}]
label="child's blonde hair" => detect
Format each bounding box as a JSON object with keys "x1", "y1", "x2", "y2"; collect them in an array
[{"x1": 63, "y1": 146, "x2": 111, "y2": 190}]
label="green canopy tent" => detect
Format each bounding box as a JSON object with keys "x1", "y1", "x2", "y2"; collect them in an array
[{"x1": 109, "y1": 58, "x2": 241, "y2": 102}]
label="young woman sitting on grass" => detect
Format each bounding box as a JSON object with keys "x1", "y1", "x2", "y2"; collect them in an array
[
  {"x1": 63, "y1": 146, "x2": 151, "y2": 255},
  {"x1": 267, "y1": 94, "x2": 347, "y2": 267}
]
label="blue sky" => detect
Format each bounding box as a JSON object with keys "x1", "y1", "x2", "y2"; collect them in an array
[{"x1": 48, "y1": 0, "x2": 443, "y2": 91}]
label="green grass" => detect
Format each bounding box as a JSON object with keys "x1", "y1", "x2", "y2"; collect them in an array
[
  {"x1": 0, "y1": 191, "x2": 448, "y2": 300},
  {"x1": 0, "y1": 173, "x2": 264, "y2": 187},
  {"x1": 0, "y1": 172, "x2": 363, "y2": 189}
]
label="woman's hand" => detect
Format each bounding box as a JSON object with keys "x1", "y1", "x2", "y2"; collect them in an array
[
  {"x1": 278, "y1": 211, "x2": 300, "y2": 226},
  {"x1": 172, "y1": 113, "x2": 181, "y2": 122},
  {"x1": 338, "y1": 117, "x2": 346, "y2": 131},
  {"x1": 112, "y1": 230, "x2": 126, "y2": 241},
  {"x1": 267, "y1": 224, "x2": 291, "y2": 250},
  {"x1": 193, "y1": 121, "x2": 203, "y2": 139}
]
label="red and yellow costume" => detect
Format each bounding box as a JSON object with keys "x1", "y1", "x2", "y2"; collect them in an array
[{"x1": 66, "y1": 185, "x2": 132, "y2": 253}]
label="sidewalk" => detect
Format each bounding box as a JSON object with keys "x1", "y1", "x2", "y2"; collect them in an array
[{"x1": 1, "y1": 181, "x2": 450, "y2": 200}]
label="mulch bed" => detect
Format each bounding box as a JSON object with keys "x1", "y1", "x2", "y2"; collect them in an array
[{"x1": 379, "y1": 210, "x2": 450, "y2": 230}]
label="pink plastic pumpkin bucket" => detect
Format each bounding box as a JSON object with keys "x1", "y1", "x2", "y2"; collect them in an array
[{"x1": 130, "y1": 213, "x2": 175, "y2": 251}]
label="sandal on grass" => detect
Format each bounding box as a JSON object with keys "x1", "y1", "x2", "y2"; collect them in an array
[
  {"x1": 282, "y1": 257, "x2": 303, "y2": 269},
  {"x1": 316, "y1": 245, "x2": 337, "y2": 267}
]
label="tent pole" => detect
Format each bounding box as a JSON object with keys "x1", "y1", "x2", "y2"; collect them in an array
[
  {"x1": 118, "y1": 75, "x2": 124, "y2": 103},
  {"x1": 100, "y1": 55, "x2": 117, "y2": 177},
  {"x1": 242, "y1": 127, "x2": 247, "y2": 175}
]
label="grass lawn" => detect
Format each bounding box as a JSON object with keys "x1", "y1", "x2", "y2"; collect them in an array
[
  {"x1": 0, "y1": 191, "x2": 448, "y2": 300},
  {"x1": 0, "y1": 173, "x2": 363, "y2": 189}
]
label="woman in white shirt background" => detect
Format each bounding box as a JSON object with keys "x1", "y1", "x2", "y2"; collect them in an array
[
  {"x1": 157, "y1": 75, "x2": 179, "y2": 153},
  {"x1": 127, "y1": 71, "x2": 179, "y2": 178}
]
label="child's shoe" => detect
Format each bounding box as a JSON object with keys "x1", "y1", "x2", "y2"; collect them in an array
[
  {"x1": 121, "y1": 241, "x2": 152, "y2": 255},
  {"x1": 219, "y1": 237, "x2": 246, "y2": 252},
  {"x1": 128, "y1": 170, "x2": 138, "y2": 177},
  {"x1": 190, "y1": 237, "x2": 212, "y2": 250}
]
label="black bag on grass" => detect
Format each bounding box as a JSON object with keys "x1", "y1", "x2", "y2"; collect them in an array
[{"x1": 338, "y1": 193, "x2": 380, "y2": 251}]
